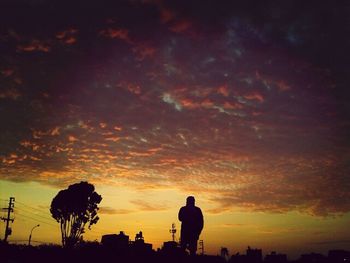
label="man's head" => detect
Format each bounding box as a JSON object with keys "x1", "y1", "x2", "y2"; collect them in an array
[{"x1": 186, "y1": 196, "x2": 195, "y2": 206}]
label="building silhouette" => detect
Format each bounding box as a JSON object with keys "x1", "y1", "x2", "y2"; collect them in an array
[
  {"x1": 264, "y1": 251, "x2": 287, "y2": 263},
  {"x1": 229, "y1": 246, "x2": 262, "y2": 263},
  {"x1": 130, "y1": 231, "x2": 153, "y2": 254},
  {"x1": 246, "y1": 246, "x2": 262, "y2": 263},
  {"x1": 328, "y1": 249, "x2": 350, "y2": 263},
  {"x1": 101, "y1": 231, "x2": 129, "y2": 250},
  {"x1": 298, "y1": 252, "x2": 327, "y2": 263}
]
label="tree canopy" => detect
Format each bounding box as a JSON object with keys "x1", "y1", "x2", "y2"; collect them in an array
[{"x1": 50, "y1": 181, "x2": 102, "y2": 248}]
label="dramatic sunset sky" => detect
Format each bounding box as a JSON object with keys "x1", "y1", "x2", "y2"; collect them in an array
[{"x1": 0, "y1": 0, "x2": 349, "y2": 259}]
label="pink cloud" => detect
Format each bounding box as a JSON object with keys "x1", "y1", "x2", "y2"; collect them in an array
[
  {"x1": 99, "y1": 28, "x2": 131, "y2": 43},
  {"x1": 17, "y1": 40, "x2": 51, "y2": 53},
  {"x1": 244, "y1": 91, "x2": 264, "y2": 103},
  {"x1": 0, "y1": 88, "x2": 21, "y2": 100},
  {"x1": 217, "y1": 84, "x2": 230, "y2": 97},
  {"x1": 55, "y1": 28, "x2": 78, "y2": 45},
  {"x1": 1, "y1": 69, "x2": 14, "y2": 77},
  {"x1": 169, "y1": 19, "x2": 192, "y2": 33},
  {"x1": 132, "y1": 44, "x2": 156, "y2": 61},
  {"x1": 160, "y1": 8, "x2": 175, "y2": 23}
]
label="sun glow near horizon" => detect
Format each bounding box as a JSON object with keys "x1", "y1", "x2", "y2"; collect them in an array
[{"x1": 1, "y1": 179, "x2": 350, "y2": 259}]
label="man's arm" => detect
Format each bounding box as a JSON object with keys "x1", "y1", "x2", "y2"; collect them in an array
[
  {"x1": 198, "y1": 208, "x2": 204, "y2": 231},
  {"x1": 178, "y1": 207, "x2": 184, "y2": 222}
]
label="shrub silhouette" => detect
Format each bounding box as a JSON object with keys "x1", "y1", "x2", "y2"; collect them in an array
[{"x1": 50, "y1": 181, "x2": 102, "y2": 248}]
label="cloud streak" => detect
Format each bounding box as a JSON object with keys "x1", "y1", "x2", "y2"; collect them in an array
[{"x1": 0, "y1": 0, "x2": 349, "y2": 218}]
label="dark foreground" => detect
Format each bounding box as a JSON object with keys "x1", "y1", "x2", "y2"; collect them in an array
[
  {"x1": 1, "y1": 242, "x2": 223, "y2": 263},
  {"x1": 1, "y1": 242, "x2": 349, "y2": 263}
]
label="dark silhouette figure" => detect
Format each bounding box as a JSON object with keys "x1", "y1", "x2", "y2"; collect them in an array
[{"x1": 178, "y1": 196, "x2": 204, "y2": 256}]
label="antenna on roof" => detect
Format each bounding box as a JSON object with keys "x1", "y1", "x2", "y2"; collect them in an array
[{"x1": 169, "y1": 223, "x2": 176, "y2": 242}]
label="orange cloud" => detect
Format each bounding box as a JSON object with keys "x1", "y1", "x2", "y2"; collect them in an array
[
  {"x1": 99, "y1": 122, "x2": 107, "y2": 128},
  {"x1": 147, "y1": 147, "x2": 162, "y2": 153},
  {"x1": 56, "y1": 28, "x2": 77, "y2": 39},
  {"x1": 50, "y1": 127, "x2": 60, "y2": 136},
  {"x1": 217, "y1": 84, "x2": 230, "y2": 97},
  {"x1": 201, "y1": 99, "x2": 214, "y2": 108},
  {"x1": 64, "y1": 37, "x2": 77, "y2": 45},
  {"x1": 17, "y1": 40, "x2": 51, "y2": 53},
  {"x1": 128, "y1": 151, "x2": 154, "y2": 157},
  {"x1": 99, "y1": 206, "x2": 134, "y2": 215},
  {"x1": 276, "y1": 80, "x2": 291, "y2": 91},
  {"x1": 160, "y1": 8, "x2": 175, "y2": 23},
  {"x1": 99, "y1": 28, "x2": 131, "y2": 43},
  {"x1": 105, "y1": 137, "x2": 120, "y2": 142},
  {"x1": 1, "y1": 69, "x2": 14, "y2": 77},
  {"x1": 56, "y1": 28, "x2": 78, "y2": 45},
  {"x1": 244, "y1": 92, "x2": 264, "y2": 103},
  {"x1": 29, "y1": 156, "x2": 42, "y2": 161},
  {"x1": 169, "y1": 19, "x2": 191, "y2": 33},
  {"x1": 255, "y1": 71, "x2": 291, "y2": 92},
  {"x1": 68, "y1": 135, "x2": 78, "y2": 142},
  {"x1": 130, "y1": 199, "x2": 169, "y2": 211},
  {"x1": 127, "y1": 83, "x2": 142, "y2": 94},
  {"x1": 180, "y1": 98, "x2": 200, "y2": 109},
  {"x1": 0, "y1": 88, "x2": 21, "y2": 100},
  {"x1": 223, "y1": 101, "x2": 243, "y2": 110},
  {"x1": 132, "y1": 44, "x2": 156, "y2": 61}
]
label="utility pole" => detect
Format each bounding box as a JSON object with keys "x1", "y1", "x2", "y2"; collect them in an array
[
  {"x1": 199, "y1": 240, "x2": 204, "y2": 255},
  {"x1": 1, "y1": 197, "x2": 15, "y2": 242}
]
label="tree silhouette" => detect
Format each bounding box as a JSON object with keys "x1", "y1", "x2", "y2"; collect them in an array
[{"x1": 50, "y1": 181, "x2": 102, "y2": 248}]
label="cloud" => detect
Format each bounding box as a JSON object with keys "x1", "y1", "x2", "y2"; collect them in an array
[
  {"x1": 0, "y1": 2, "x2": 348, "y2": 219},
  {"x1": 162, "y1": 93, "x2": 182, "y2": 111},
  {"x1": 132, "y1": 44, "x2": 156, "y2": 61},
  {"x1": 206, "y1": 156, "x2": 350, "y2": 217},
  {"x1": 0, "y1": 88, "x2": 21, "y2": 100},
  {"x1": 17, "y1": 40, "x2": 51, "y2": 52},
  {"x1": 219, "y1": 223, "x2": 247, "y2": 228},
  {"x1": 160, "y1": 8, "x2": 176, "y2": 23},
  {"x1": 206, "y1": 206, "x2": 232, "y2": 215},
  {"x1": 243, "y1": 91, "x2": 264, "y2": 103},
  {"x1": 99, "y1": 206, "x2": 134, "y2": 215},
  {"x1": 56, "y1": 28, "x2": 78, "y2": 45},
  {"x1": 169, "y1": 19, "x2": 192, "y2": 33},
  {"x1": 130, "y1": 200, "x2": 170, "y2": 211},
  {"x1": 1, "y1": 69, "x2": 15, "y2": 77},
  {"x1": 99, "y1": 28, "x2": 131, "y2": 43},
  {"x1": 217, "y1": 84, "x2": 230, "y2": 97},
  {"x1": 126, "y1": 83, "x2": 142, "y2": 95},
  {"x1": 67, "y1": 135, "x2": 78, "y2": 142},
  {"x1": 312, "y1": 240, "x2": 350, "y2": 245}
]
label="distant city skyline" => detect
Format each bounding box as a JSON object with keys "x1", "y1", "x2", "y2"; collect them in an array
[{"x1": 0, "y1": 0, "x2": 349, "y2": 259}]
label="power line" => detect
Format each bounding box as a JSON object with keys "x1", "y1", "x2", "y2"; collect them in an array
[
  {"x1": 15, "y1": 211, "x2": 104, "y2": 237},
  {"x1": 14, "y1": 206, "x2": 57, "y2": 225},
  {"x1": 15, "y1": 204, "x2": 54, "y2": 222},
  {"x1": 15, "y1": 201, "x2": 50, "y2": 214},
  {"x1": 15, "y1": 212, "x2": 57, "y2": 228},
  {"x1": 15, "y1": 201, "x2": 107, "y2": 232},
  {"x1": 13, "y1": 200, "x2": 110, "y2": 240}
]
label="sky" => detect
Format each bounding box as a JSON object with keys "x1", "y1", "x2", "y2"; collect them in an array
[{"x1": 0, "y1": 0, "x2": 349, "y2": 259}]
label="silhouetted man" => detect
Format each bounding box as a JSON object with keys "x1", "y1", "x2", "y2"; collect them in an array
[{"x1": 178, "y1": 196, "x2": 204, "y2": 256}]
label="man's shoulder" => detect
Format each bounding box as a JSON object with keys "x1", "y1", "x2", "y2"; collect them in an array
[
  {"x1": 195, "y1": 206, "x2": 203, "y2": 212},
  {"x1": 179, "y1": 206, "x2": 186, "y2": 211}
]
